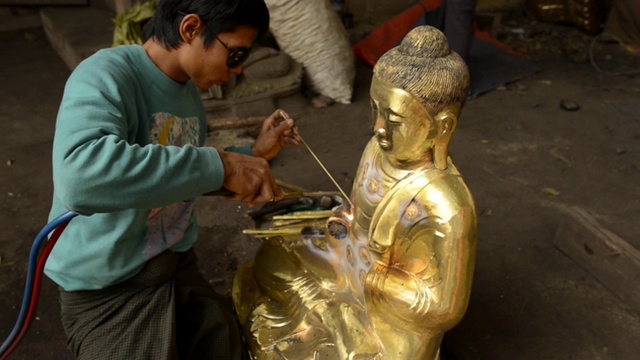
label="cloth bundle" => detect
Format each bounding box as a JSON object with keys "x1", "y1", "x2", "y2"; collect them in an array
[{"x1": 264, "y1": 0, "x2": 355, "y2": 104}]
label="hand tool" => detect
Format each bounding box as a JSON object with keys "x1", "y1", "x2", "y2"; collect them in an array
[{"x1": 204, "y1": 189, "x2": 342, "y2": 200}]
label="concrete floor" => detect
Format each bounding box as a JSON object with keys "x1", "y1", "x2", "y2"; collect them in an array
[{"x1": 1, "y1": 19, "x2": 640, "y2": 360}]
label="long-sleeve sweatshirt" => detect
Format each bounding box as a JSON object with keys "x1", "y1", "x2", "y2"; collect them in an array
[{"x1": 44, "y1": 44, "x2": 250, "y2": 291}]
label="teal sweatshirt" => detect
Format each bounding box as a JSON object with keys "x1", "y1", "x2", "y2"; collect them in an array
[{"x1": 45, "y1": 45, "x2": 250, "y2": 291}]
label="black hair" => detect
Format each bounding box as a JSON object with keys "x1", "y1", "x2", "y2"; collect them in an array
[
  {"x1": 143, "y1": 0, "x2": 270, "y2": 50},
  {"x1": 375, "y1": 26, "x2": 469, "y2": 116}
]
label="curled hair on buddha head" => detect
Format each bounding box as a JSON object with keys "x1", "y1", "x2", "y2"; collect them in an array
[
  {"x1": 374, "y1": 26, "x2": 470, "y2": 116},
  {"x1": 144, "y1": 0, "x2": 270, "y2": 50}
]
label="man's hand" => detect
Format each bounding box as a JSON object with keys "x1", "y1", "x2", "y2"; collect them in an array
[
  {"x1": 252, "y1": 109, "x2": 302, "y2": 160},
  {"x1": 218, "y1": 150, "x2": 283, "y2": 207}
]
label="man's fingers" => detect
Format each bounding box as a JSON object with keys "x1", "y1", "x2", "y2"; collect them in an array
[
  {"x1": 263, "y1": 109, "x2": 290, "y2": 132},
  {"x1": 269, "y1": 173, "x2": 283, "y2": 199},
  {"x1": 248, "y1": 171, "x2": 281, "y2": 206},
  {"x1": 273, "y1": 118, "x2": 295, "y2": 135},
  {"x1": 241, "y1": 192, "x2": 258, "y2": 208},
  {"x1": 262, "y1": 114, "x2": 277, "y2": 132},
  {"x1": 227, "y1": 188, "x2": 275, "y2": 208},
  {"x1": 283, "y1": 135, "x2": 301, "y2": 146},
  {"x1": 273, "y1": 186, "x2": 285, "y2": 201},
  {"x1": 257, "y1": 184, "x2": 274, "y2": 205}
]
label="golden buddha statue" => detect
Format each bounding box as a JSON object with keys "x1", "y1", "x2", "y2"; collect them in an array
[{"x1": 232, "y1": 25, "x2": 478, "y2": 360}]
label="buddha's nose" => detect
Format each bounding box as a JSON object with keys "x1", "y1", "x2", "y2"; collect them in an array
[
  {"x1": 373, "y1": 112, "x2": 386, "y2": 134},
  {"x1": 375, "y1": 127, "x2": 386, "y2": 140}
]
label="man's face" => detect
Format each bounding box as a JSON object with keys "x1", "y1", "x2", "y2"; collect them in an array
[
  {"x1": 370, "y1": 75, "x2": 438, "y2": 165},
  {"x1": 182, "y1": 25, "x2": 257, "y2": 90}
]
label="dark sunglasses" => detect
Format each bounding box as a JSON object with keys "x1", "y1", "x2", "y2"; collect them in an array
[
  {"x1": 177, "y1": 11, "x2": 251, "y2": 69},
  {"x1": 215, "y1": 36, "x2": 252, "y2": 69}
]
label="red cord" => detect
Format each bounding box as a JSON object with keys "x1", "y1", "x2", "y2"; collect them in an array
[{"x1": 0, "y1": 222, "x2": 69, "y2": 360}]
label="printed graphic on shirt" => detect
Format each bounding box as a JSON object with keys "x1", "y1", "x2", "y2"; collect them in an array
[
  {"x1": 143, "y1": 112, "x2": 200, "y2": 258},
  {"x1": 150, "y1": 112, "x2": 200, "y2": 146}
]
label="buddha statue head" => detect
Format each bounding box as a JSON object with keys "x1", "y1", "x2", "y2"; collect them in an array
[{"x1": 371, "y1": 26, "x2": 470, "y2": 170}]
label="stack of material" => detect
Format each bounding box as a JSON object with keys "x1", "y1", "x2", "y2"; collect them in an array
[{"x1": 264, "y1": 0, "x2": 355, "y2": 104}]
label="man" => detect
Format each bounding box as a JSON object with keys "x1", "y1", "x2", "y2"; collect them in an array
[{"x1": 44, "y1": 0, "x2": 299, "y2": 359}]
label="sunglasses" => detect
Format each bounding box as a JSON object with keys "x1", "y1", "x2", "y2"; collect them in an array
[
  {"x1": 215, "y1": 36, "x2": 252, "y2": 69},
  {"x1": 177, "y1": 11, "x2": 252, "y2": 69}
]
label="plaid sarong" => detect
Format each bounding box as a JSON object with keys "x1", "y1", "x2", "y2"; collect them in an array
[{"x1": 59, "y1": 249, "x2": 245, "y2": 360}]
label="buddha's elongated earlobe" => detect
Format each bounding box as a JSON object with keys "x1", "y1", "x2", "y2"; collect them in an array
[{"x1": 433, "y1": 104, "x2": 460, "y2": 170}]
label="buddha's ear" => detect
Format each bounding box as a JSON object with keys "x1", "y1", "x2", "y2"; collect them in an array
[{"x1": 433, "y1": 103, "x2": 461, "y2": 170}]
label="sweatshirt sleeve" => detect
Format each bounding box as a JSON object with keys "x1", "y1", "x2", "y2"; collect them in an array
[
  {"x1": 224, "y1": 144, "x2": 253, "y2": 156},
  {"x1": 52, "y1": 57, "x2": 224, "y2": 216}
]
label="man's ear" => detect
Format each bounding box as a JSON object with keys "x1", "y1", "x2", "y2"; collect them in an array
[
  {"x1": 179, "y1": 14, "x2": 203, "y2": 44},
  {"x1": 433, "y1": 103, "x2": 461, "y2": 170}
]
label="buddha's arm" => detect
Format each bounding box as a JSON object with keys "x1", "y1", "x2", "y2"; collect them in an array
[
  {"x1": 366, "y1": 178, "x2": 477, "y2": 331},
  {"x1": 366, "y1": 225, "x2": 446, "y2": 325}
]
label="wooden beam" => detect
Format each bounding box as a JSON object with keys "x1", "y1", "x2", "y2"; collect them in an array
[
  {"x1": 554, "y1": 206, "x2": 640, "y2": 310},
  {"x1": 208, "y1": 117, "x2": 265, "y2": 131}
]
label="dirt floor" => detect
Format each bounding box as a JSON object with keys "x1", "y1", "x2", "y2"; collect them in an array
[{"x1": 2, "y1": 13, "x2": 640, "y2": 360}]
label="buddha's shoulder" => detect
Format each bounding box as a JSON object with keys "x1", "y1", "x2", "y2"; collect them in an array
[{"x1": 413, "y1": 167, "x2": 474, "y2": 209}]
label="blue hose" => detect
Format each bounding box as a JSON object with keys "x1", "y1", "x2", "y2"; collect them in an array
[{"x1": 0, "y1": 211, "x2": 77, "y2": 356}]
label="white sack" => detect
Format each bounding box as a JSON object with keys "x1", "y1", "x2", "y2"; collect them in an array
[{"x1": 265, "y1": 0, "x2": 355, "y2": 104}]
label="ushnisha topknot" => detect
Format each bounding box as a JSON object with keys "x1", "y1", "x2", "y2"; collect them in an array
[{"x1": 374, "y1": 26, "x2": 470, "y2": 116}]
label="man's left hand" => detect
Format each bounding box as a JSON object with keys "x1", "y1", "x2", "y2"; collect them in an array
[{"x1": 252, "y1": 109, "x2": 301, "y2": 160}]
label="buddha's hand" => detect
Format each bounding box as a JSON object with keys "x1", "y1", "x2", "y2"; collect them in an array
[
  {"x1": 366, "y1": 262, "x2": 425, "y2": 315},
  {"x1": 252, "y1": 109, "x2": 301, "y2": 160},
  {"x1": 219, "y1": 150, "x2": 283, "y2": 207},
  {"x1": 366, "y1": 261, "x2": 389, "y2": 297}
]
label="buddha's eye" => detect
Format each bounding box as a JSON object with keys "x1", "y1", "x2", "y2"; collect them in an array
[
  {"x1": 370, "y1": 103, "x2": 378, "y2": 126},
  {"x1": 387, "y1": 112, "x2": 404, "y2": 124}
]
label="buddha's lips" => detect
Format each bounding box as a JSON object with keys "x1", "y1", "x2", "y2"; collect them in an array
[{"x1": 378, "y1": 139, "x2": 391, "y2": 150}]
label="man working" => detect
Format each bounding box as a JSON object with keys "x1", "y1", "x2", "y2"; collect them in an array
[{"x1": 43, "y1": 0, "x2": 298, "y2": 358}]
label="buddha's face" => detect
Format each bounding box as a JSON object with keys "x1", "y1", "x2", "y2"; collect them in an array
[{"x1": 370, "y1": 75, "x2": 438, "y2": 166}]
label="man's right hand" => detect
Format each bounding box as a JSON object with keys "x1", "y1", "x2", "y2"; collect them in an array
[{"x1": 218, "y1": 150, "x2": 283, "y2": 208}]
